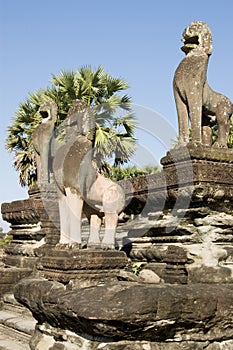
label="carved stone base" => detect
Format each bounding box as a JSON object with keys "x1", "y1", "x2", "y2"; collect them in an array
[
  {"x1": 39, "y1": 248, "x2": 128, "y2": 287},
  {"x1": 161, "y1": 145, "x2": 233, "y2": 201},
  {"x1": 122, "y1": 146, "x2": 233, "y2": 284}
]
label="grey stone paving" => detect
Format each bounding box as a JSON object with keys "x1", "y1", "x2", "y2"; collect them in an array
[{"x1": 0, "y1": 294, "x2": 36, "y2": 350}]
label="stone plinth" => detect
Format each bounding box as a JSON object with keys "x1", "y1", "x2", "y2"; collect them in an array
[
  {"x1": 39, "y1": 247, "x2": 128, "y2": 287},
  {"x1": 123, "y1": 146, "x2": 233, "y2": 284},
  {"x1": 161, "y1": 145, "x2": 233, "y2": 200}
]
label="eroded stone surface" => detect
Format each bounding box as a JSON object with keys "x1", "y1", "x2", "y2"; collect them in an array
[
  {"x1": 28, "y1": 330, "x2": 233, "y2": 350},
  {"x1": 14, "y1": 278, "x2": 233, "y2": 344}
]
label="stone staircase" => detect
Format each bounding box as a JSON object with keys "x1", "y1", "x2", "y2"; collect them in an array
[{"x1": 0, "y1": 293, "x2": 36, "y2": 350}]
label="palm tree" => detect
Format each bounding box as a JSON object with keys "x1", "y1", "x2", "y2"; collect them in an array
[{"x1": 6, "y1": 65, "x2": 136, "y2": 187}]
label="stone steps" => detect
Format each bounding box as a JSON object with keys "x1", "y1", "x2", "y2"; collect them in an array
[{"x1": 0, "y1": 294, "x2": 36, "y2": 350}]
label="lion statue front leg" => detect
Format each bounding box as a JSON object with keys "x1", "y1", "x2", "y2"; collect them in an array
[{"x1": 173, "y1": 87, "x2": 190, "y2": 146}]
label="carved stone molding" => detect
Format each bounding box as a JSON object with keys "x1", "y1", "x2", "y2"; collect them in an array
[{"x1": 39, "y1": 248, "x2": 128, "y2": 287}]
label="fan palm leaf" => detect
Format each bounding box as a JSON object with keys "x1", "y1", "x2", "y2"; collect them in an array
[{"x1": 6, "y1": 65, "x2": 136, "y2": 186}]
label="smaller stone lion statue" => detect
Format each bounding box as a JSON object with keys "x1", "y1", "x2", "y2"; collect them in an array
[{"x1": 173, "y1": 20, "x2": 233, "y2": 147}]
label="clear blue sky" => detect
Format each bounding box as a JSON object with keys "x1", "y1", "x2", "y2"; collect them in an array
[{"x1": 1, "y1": 0, "x2": 233, "y2": 230}]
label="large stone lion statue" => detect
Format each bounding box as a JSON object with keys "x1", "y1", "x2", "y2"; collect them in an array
[
  {"x1": 173, "y1": 20, "x2": 233, "y2": 147},
  {"x1": 38, "y1": 99, "x2": 125, "y2": 249}
]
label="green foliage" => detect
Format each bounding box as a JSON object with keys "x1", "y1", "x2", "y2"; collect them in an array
[
  {"x1": 6, "y1": 65, "x2": 136, "y2": 186},
  {"x1": 0, "y1": 235, "x2": 13, "y2": 248},
  {"x1": 132, "y1": 262, "x2": 146, "y2": 275},
  {"x1": 102, "y1": 164, "x2": 161, "y2": 181}
]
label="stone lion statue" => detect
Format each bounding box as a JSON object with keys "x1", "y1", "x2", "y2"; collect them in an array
[
  {"x1": 173, "y1": 20, "x2": 233, "y2": 147},
  {"x1": 50, "y1": 100, "x2": 125, "y2": 249}
]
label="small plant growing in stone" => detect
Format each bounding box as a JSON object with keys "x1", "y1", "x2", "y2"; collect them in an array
[
  {"x1": 0, "y1": 235, "x2": 13, "y2": 248},
  {"x1": 132, "y1": 262, "x2": 146, "y2": 275}
]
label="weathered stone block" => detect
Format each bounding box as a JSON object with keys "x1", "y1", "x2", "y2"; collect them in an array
[{"x1": 14, "y1": 279, "x2": 233, "y2": 344}]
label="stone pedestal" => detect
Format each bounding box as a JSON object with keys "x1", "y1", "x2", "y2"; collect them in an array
[
  {"x1": 39, "y1": 247, "x2": 128, "y2": 288},
  {"x1": 161, "y1": 145, "x2": 233, "y2": 200},
  {"x1": 123, "y1": 146, "x2": 233, "y2": 284}
]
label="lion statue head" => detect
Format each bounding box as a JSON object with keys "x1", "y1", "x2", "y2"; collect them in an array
[
  {"x1": 39, "y1": 100, "x2": 58, "y2": 124},
  {"x1": 181, "y1": 21, "x2": 212, "y2": 56}
]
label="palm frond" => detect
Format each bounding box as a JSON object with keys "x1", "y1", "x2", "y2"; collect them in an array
[
  {"x1": 6, "y1": 65, "x2": 135, "y2": 186},
  {"x1": 51, "y1": 70, "x2": 75, "y2": 90},
  {"x1": 94, "y1": 127, "x2": 112, "y2": 153},
  {"x1": 112, "y1": 112, "x2": 137, "y2": 136},
  {"x1": 13, "y1": 148, "x2": 36, "y2": 187},
  {"x1": 103, "y1": 74, "x2": 129, "y2": 96}
]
